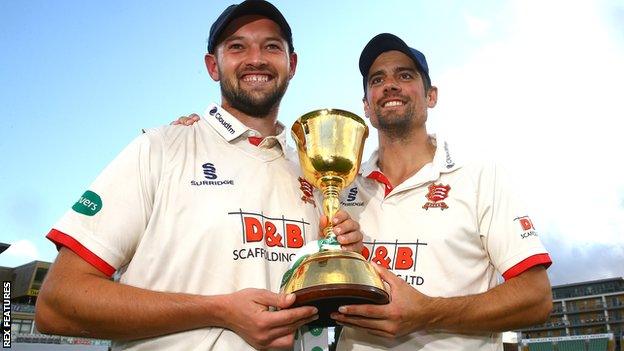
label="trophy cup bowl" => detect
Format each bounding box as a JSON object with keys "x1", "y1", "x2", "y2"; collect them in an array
[{"x1": 283, "y1": 109, "x2": 389, "y2": 327}]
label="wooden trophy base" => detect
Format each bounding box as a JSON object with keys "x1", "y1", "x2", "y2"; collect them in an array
[{"x1": 292, "y1": 283, "x2": 389, "y2": 327}]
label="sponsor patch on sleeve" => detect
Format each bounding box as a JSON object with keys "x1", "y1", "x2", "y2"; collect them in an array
[
  {"x1": 514, "y1": 215, "x2": 538, "y2": 239},
  {"x1": 72, "y1": 190, "x2": 102, "y2": 216}
]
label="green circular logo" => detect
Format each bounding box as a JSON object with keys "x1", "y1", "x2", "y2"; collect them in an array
[{"x1": 310, "y1": 327, "x2": 323, "y2": 336}]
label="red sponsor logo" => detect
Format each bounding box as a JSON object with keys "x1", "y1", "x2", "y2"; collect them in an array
[
  {"x1": 422, "y1": 183, "x2": 450, "y2": 210},
  {"x1": 361, "y1": 240, "x2": 428, "y2": 286},
  {"x1": 514, "y1": 215, "x2": 538, "y2": 239},
  {"x1": 518, "y1": 216, "x2": 534, "y2": 231},
  {"x1": 362, "y1": 245, "x2": 414, "y2": 269},
  {"x1": 298, "y1": 177, "x2": 316, "y2": 207},
  {"x1": 361, "y1": 241, "x2": 427, "y2": 270},
  {"x1": 243, "y1": 216, "x2": 305, "y2": 248},
  {"x1": 229, "y1": 210, "x2": 308, "y2": 248}
]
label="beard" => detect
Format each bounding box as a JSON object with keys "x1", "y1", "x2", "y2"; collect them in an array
[
  {"x1": 372, "y1": 103, "x2": 418, "y2": 140},
  {"x1": 219, "y1": 71, "x2": 289, "y2": 118}
]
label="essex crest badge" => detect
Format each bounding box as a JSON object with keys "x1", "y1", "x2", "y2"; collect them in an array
[
  {"x1": 423, "y1": 183, "x2": 450, "y2": 210},
  {"x1": 298, "y1": 177, "x2": 316, "y2": 207}
]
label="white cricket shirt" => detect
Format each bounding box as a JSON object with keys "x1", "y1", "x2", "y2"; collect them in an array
[
  {"x1": 336, "y1": 136, "x2": 551, "y2": 351},
  {"x1": 47, "y1": 103, "x2": 320, "y2": 351}
]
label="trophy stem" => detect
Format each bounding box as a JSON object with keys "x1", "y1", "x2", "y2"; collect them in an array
[{"x1": 320, "y1": 176, "x2": 344, "y2": 250}]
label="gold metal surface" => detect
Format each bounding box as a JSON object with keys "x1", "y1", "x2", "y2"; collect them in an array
[
  {"x1": 281, "y1": 251, "x2": 386, "y2": 293},
  {"x1": 283, "y1": 109, "x2": 388, "y2": 313},
  {"x1": 291, "y1": 109, "x2": 368, "y2": 240}
]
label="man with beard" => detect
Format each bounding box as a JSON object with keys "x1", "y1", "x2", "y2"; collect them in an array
[
  {"x1": 328, "y1": 33, "x2": 553, "y2": 350},
  {"x1": 34, "y1": 1, "x2": 363, "y2": 350}
]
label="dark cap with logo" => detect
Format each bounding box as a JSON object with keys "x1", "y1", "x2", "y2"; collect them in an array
[
  {"x1": 359, "y1": 33, "x2": 430, "y2": 91},
  {"x1": 207, "y1": 0, "x2": 293, "y2": 54}
]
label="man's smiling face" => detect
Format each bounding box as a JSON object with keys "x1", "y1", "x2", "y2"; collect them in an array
[
  {"x1": 207, "y1": 15, "x2": 296, "y2": 117},
  {"x1": 364, "y1": 50, "x2": 436, "y2": 136}
]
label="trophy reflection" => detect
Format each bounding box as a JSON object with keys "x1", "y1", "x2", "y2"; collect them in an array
[{"x1": 281, "y1": 109, "x2": 389, "y2": 327}]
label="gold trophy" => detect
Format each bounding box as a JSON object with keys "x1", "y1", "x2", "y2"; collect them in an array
[{"x1": 281, "y1": 109, "x2": 389, "y2": 327}]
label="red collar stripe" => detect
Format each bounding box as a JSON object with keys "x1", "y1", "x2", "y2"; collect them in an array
[
  {"x1": 367, "y1": 170, "x2": 394, "y2": 197},
  {"x1": 248, "y1": 136, "x2": 264, "y2": 146}
]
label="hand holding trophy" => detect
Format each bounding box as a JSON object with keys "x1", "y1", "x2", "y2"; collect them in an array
[{"x1": 281, "y1": 109, "x2": 389, "y2": 327}]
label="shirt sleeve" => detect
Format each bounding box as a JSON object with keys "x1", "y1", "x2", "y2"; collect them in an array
[
  {"x1": 477, "y1": 162, "x2": 552, "y2": 281},
  {"x1": 47, "y1": 130, "x2": 164, "y2": 277}
]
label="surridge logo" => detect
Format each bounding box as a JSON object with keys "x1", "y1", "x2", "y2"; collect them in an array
[
  {"x1": 341, "y1": 187, "x2": 364, "y2": 207},
  {"x1": 209, "y1": 106, "x2": 236, "y2": 135},
  {"x1": 191, "y1": 162, "x2": 234, "y2": 186},
  {"x1": 347, "y1": 187, "x2": 357, "y2": 201},
  {"x1": 203, "y1": 162, "x2": 217, "y2": 180}
]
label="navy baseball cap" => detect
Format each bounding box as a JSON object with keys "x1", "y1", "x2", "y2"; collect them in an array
[
  {"x1": 207, "y1": 0, "x2": 293, "y2": 54},
  {"x1": 359, "y1": 33, "x2": 430, "y2": 91}
]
